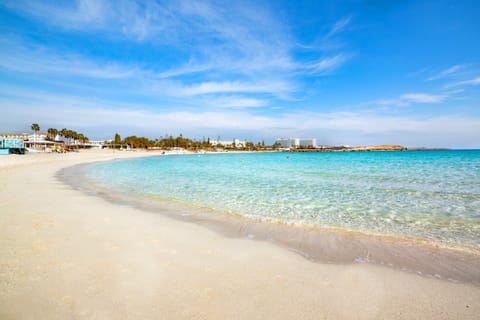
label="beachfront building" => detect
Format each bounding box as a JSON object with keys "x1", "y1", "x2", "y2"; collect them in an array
[
  {"x1": 0, "y1": 138, "x2": 25, "y2": 154},
  {"x1": 0, "y1": 132, "x2": 102, "y2": 151},
  {"x1": 276, "y1": 138, "x2": 317, "y2": 149},
  {"x1": 299, "y1": 138, "x2": 317, "y2": 148},
  {"x1": 0, "y1": 133, "x2": 48, "y2": 142},
  {"x1": 10, "y1": 133, "x2": 60, "y2": 151},
  {"x1": 0, "y1": 133, "x2": 51, "y2": 151},
  {"x1": 276, "y1": 138, "x2": 300, "y2": 148},
  {"x1": 209, "y1": 139, "x2": 246, "y2": 148},
  {"x1": 72, "y1": 139, "x2": 104, "y2": 149},
  {"x1": 0, "y1": 133, "x2": 31, "y2": 140}
]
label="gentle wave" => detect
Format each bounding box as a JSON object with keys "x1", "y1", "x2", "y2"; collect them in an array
[{"x1": 84, "y1": 150, "x2": 480, "y2": 251}]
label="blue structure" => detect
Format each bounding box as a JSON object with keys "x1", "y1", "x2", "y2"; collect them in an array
[{"x1": 0, "y1": 139, "x2": 25, "y2": 154}]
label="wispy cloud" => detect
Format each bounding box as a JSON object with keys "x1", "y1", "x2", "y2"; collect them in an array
[
  {"x1": 426, "y1": 64, "x2": 466, "y2": 81},
  {"x1": 1, "y1": 0, "x2": 351, "y2": 107},
  {"x1": 325, "y1": 17, "x2": 352, "y2": 39},
  {"x1": 157, "y1": 59, "x2": 218, "y2": 79},
  {"x1": 303, "y1": 54, "x2": 349, "y2": 75},
  {"x1": 376, "y1": 92, "x2": 447, "y2": 107},
  {"x1": 1, "y1": 0, "x2": 170, "y2": 40},
  {"x1": 0, "y1": 35, "x2": 297, "y2": 105},
  {"x1": 178, "y1": 81, "x2": 293, "y2": 96},
  {"x1": 209, "y1": 96, "x2": 268, "y2": 108},
  {"x1": 445, "y1": 76, "x2": 480, "y2": 88},
  {"x1": 0, "y1": 37, "x2": 140, "y2": 79},
  {"x1": 400, "y1": 93, "x2": 446, "y2": 103},
  {"x1": 426, "y1": 64, "x2": 480, "y2": 91},
  {"x1": 2, "y1": 87, "x2": 479, "y2": 148}
]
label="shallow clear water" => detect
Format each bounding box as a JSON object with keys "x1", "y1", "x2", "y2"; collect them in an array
[{"x1": 85, "y1": 151, "x2": 480, "y2": 250}]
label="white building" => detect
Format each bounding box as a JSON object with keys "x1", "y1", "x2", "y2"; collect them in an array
[
  {"x1": 276, "y1": 138, "x2": 300, "y2": 148},
  {"x1": 0, "y1": 133, "x2": 106, "y2": 150},
  {"x1": 209, "y1": 139, "x2": 246, "y2": 148},
  {"x1": 276, "y1": 138, "x2": 317, "y2": 149},
  {"x1": 0, "y1": 133, "x2": 47, "y2": 141},
  {"x1": 0, "y1": 133, "x2": 53, "y2": 150},
  {"x1": 299, "y1": 138, "x2": 317, "y2": 148}
]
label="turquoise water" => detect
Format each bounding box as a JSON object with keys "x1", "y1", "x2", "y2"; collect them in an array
[{"x1": 85, "y1": 151, "x2": 480, "y2": 250}]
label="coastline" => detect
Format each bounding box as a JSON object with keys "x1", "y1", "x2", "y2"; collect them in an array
[
  {"x1": 1, "y1": 150, "x2": 479, "y2": 319},
  {"x1": 61, "y1": 157, "x2": 480, "y2": 286}
]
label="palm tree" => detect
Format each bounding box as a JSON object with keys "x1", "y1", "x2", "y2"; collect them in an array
[
  {"x1": 31, "y1": 123, "x2": 40, "y2": 149},
  {"x1": 70, "y1": 131, "x2": 79, "y2": 146},
  {"x1": 47, "y1": 128, "x2": 58, "y2": 141},
  {"x1": 31, "y1": 123, "x2": 40, "y2": 133},
  {"x1": 70, "y1": 130, "x2": 79, "y2": 145},
  {"x1": 65, "y1": 130, "x2": 73, "y2": 146},
  {"x1": 77, "y1": 133, "x2": 88, "y2": 144},
  {"x1": 60, "y1": 128, "x2": 68, "y2": 142}
]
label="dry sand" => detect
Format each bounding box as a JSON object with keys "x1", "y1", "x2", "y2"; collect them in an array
[{"x1": 1, "y1": 150, "x2": 479, "y2": 319}]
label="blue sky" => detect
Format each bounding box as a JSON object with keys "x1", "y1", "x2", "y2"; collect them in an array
[{"x1": 0, "y1": 0, "x2": 479, "y2": 148}]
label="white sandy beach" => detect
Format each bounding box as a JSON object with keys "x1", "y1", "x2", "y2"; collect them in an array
[{"x1": 1, "y1": 150, "x2": 479, "y2": 319}]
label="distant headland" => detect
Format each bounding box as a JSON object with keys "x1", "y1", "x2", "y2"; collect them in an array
[{"x1": 289, "y1": 145, "x2": 449, "y2": 152}]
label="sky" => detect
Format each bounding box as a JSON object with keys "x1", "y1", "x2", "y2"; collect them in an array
[{"x1": 0, "y1": 0, "x2": 479, "y2": 148}]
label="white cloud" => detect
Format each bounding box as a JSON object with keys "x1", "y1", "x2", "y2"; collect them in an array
[
  {"x1": 0, "y1": 37, "x2": 140, "y2": 79},
  {"x1": 445, "y1": 76, "x2": 480, "y2": 88},
  {"x1": 0, "y1": 37, "x2": 296, "y2": 108},
  {"x1": 1, "y1": 0, "x2": 170, "y2": 40},
  {"x1": 426, "y1": 64, "x2": 480, "y2": 89},
  {"x1": 1, "y1": 0, "x2": 347, "y2": 82},
  {"x1": 325, "y1": 17, "x2": 351, "y2": 39},
  {"x1": 208, "y1": 96, "x2": 268, "y2": 108},
  {"x1": 376, "y1": 99, "x2": 409, "y2": 107},
  {"x1": 157, "y1": 60, "x2": 217, "y2": 79},
  {"x1": 0, "y1": 35, "x2": 300, "y2": 103},
  {"x1": 1, "y1": 86, "x2": 479, "y2": 148},
  {"x1": 376, "y1": 92, "x2": 447, "y2": 107},
  {"x1": 304, "y1": 54, "x2": 348, "y2": 75},
  {"x1": 400, "y1": 93, "x2": 446, "y2": 103},
  {"x1": 426, "y1": 64, "x2": 466, "y2": 81},
  {"x1": 463, "y1": 77, "x2": 480, "y2": 85},
  {"x1": 178, "y1": 81, "x2": 293, "y2": 96},
  {"x1": 0, "y1": 1, "x2": 353, "y2": 117}
]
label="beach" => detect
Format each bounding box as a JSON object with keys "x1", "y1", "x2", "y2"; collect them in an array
[{"x1": 1, "y1": 150, "x2": 479, "y2": 319}]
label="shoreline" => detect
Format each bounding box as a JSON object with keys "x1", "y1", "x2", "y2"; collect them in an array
[
  {"x1": 60, "y1": 160, "x2": 480, "y2": 286},
  {"x1": 1, "y1": 150, "x2": 480, "y2": 319}
]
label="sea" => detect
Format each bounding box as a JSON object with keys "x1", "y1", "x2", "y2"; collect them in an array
[{"x1": 81, "y1": 150, "x2": 480, "y2": 253}]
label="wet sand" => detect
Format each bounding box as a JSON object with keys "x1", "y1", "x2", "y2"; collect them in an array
[
  {"x1": 1, "y1": 150, "x2": 479, "y2": 319},
  {"x1": 64, "y1": 162, "x2": 480, "y2": 286}
]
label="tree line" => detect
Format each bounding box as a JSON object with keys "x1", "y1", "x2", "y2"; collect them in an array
[
  {"x1": 110, "y1": 133, "x2": 268, "y2": 151},
  {"x1": 31, "y1": 123, "x2": 89, "y2": 144},
  {"x1": 30, "y1": 123, "x2": 269, "y2": 151}
]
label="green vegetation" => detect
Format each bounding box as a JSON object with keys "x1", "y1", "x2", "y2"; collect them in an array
[
  {"x1": 27, "y1": 123, "x2": 274, "y2": 151},
  {"x1": 47, "y1": 128, "x2": 58, "y2": 140},
  {"x1": 56, "y1": 128, "x2": 89, "y2": 144},
  {"x1": 114, "y1": 133, "x2": 122, "y2": 145},
  {"x1": 110, "y1": 133, "x2": 271, "y2": 151},
  {"x1": 31, "y1": 123, "x2": 89, "y2": 145},
  {"x1": 123, "y1": 136, "x2": 154, "y2": 149},
  {"x1": 31, "y1": 123, "x2": 40, "y2": 134},
  {"x1": 31, "y1": 123, "x2": 40, "y2": 147}
]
